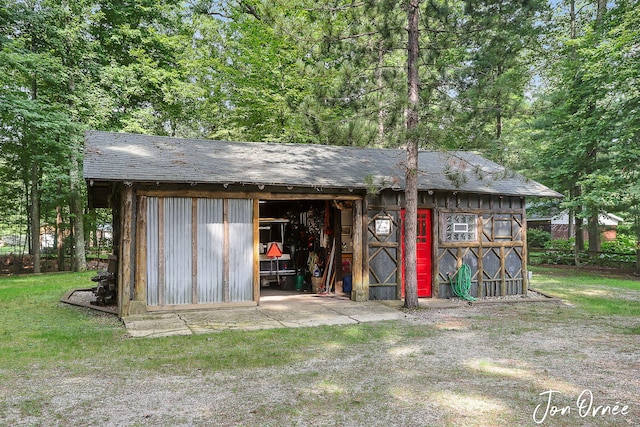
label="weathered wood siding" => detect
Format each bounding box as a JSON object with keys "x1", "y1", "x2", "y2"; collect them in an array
[
  {"x1": 367, "y1": 193, "x2": 401, "y2": 300},
  {"x1": 367, "y1": 191, "x2": 528, "y2": 299},
  {"x1": 433, "y1": 194, "x2": 526, "y2": 298}
]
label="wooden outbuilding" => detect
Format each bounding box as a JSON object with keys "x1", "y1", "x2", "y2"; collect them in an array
[{"x1": 84, "y1": 131, "x2": 561, "y2": 318}]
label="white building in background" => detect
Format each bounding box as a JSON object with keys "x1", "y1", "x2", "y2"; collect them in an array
[{"x1": 528, "y1": 210, "x2": 623, "y2": 241}]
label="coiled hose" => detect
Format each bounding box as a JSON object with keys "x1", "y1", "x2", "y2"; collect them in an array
[{"x1": 448, "y1": 264, "x2": 477, "y2": 301}]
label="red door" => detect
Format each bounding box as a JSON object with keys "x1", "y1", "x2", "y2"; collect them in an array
[{"x1": 401, "y1": 209, "x2": 432, "y2": 297}]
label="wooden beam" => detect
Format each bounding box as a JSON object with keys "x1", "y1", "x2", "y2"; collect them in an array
[
  {"x1": 146, "y1": 301, "x2": 258, "y2": 312},
  {"x1": 367, "y1": 242, "x2": 400, "y2": 248},
  {"x1": 431, "y1": 209, "x2": 439, "y2": 298},
  {"x1": 522, "y1": 202, "x2": 529, "y2": 294},
  {"x1": 334, "y1": 206, "x2": 343, "y2": 285},
  {"x1": 351, "y1": 199, "x2": 366, "y2": 301},
  {"x1": 477, "y1": 215, "x2": 484, "y2": 299},
  {"x1": 478, "y1": 245, "x2": 484, "y2": 299},
  {"x1": 367, "y1": 204, "x2": 401, "y2": 211},
  {"x1": 440, "y1": 241, "x2": 524, "y2": 249},
  {"x1": 438, "y1": 207, "x2": 524, "y2": 215},
  {"x1": 118, "y1": 185, "x2": 134, "y2": 317},
  {"x1": 138, "y1": 188, "x2": 362, "y2": 201},
  {"x1": 500, "y1": 246, "x2": 506, "y2": 296},
  {"x1": 253, "y1": 199, "x2": 260, "y2": 304},
  {"x1": 134, "y1": 195, "x2": 147, "y2": 303}
]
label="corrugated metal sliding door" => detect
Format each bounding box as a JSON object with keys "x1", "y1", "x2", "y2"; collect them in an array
[
  {"x1": 146, "y1": 197, "x2": 159, "y2": 306},
  {"x1": 228, "y1": 199, "x2": 254, "y2": 302},
  {"x1": 164, "y1": 197, "x2": 193, "y2": 304},
  {"x1": 145, "y1": 197, "x2": 254, "y2": 307},
  {"x1": 197, "y1": 199, "x2": 224, "y2": 303}
]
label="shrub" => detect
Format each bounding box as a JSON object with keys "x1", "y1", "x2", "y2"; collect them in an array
[
  {"x1": 601, "y1": 235, "x2": 637, "y2": 254},
  {"x1": 527, "y1": 229, "x2": 552, "y2": 248},
  {"x1": 544, "y1": 238, "x2": 575, "y2": 251}
]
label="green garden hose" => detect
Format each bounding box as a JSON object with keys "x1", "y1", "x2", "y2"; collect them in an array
[{"x1": 448, "y1": 264, "x2": 477, "y2": 301}]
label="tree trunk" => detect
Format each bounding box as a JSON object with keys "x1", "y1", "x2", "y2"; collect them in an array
[
  {"x1": 575, "y1": 212, "x2": 584, "y2": 268},
  {"x1": 92, "y1": 220, "x2": 98, "y2": 250},
  {"x1": 568, "y1": 207, "x2": 579, "y2": 266},
  {"x1": 568, "y1": 208, "x2": 574, "y2": 240},
  {"x1": 30, "y1": 163, "x2": 40, "y2": 274},
  {"x1": 596, "y1": 0, "x2": 607, "y2": 24},
  {"x1": 56, "y1": 204, "x2": 65, "y2": 271},
  {"x1": 570, "y1": 0, "x2": 576, "y2": 39},
  {"x1": 586, "y1": 0, "x2": 606, "y2": 261},
  {"x1": 376, "y1": 40, "x2": 385, "y2": 146},
  {"x1": 587, "y1": 214, "x2": 601, "y2": 257},
  {"x1": 636, "y1": 215, "x2": 640, "y2": 275},
  {"x1": 569, "y1": 1, "x2": 582, "y2": 268},
  {"x1": 573, "y1": 186, "x2": 584, "y2": 252},
  {"x1": 585, "y1": 142, "x2": 598, "y2": 259},
  {"x1": 404, "y1": 0, "x2": 420, "y2": 309},
  {"x1": 70, "y1": 154, "x2": 87, "y2": 272}
]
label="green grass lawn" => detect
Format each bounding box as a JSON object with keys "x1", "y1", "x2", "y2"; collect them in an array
[
  {"x1": 530, "y1": 266, "x2": 640, "y2": 319},
  {"x1": 0, "y1": 267, "x2": 637, "y2": 373},
  {"x1": 1, "y1": 268, "x2": 638, "y2": 426},
  {"x1": 0, "y1": 271, "x2": 424, "y2": 374}
]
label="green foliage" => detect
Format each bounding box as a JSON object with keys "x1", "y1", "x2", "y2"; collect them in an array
[
  {"x1": 527, "y1": 228, "x2": 552, "y2": 248},
  {"x1": 518, "y1": 0, "x2": 640, "y2": 248},
  {"x1": 617, "y1": 222, "x2": 639, "y2": 239},
  {"x1": 0, "y1": 0, "x2": 639, "y2": 265},
  {"x1": 544, "y1": 238, "x2": 574, "y2": 251},
  {"x1": 181, "y1": 0, "x2": 546, "y2": 150},
  {"x1": 444, "y1": 0, "x2": 548, "y2": 155},
  {"x1": 600, "y1": 235, "x2": 637, "y2": 254},
  {"x1": 534, "y1": 235, "x2": 637, "y2": 268}
]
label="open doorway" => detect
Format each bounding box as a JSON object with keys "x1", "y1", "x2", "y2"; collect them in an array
[{"x1": 258, "y1": 200, "x2": 353, "y2": 299}]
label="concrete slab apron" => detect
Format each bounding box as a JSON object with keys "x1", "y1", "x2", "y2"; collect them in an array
[
  {"x1": 123, "y1": 313, "x2": 193, "y2": 338},
  {"x1": 123, "y1": 300, "x2": 408, "y2": 338}
]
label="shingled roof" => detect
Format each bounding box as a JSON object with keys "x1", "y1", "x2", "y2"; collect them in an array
[{"x1": 84, "y1": 130, "x2": 561, "y2": 198}]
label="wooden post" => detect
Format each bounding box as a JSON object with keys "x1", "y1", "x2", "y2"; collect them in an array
[
  {"x1": 522, "y1": 205, "x2": 529, "y2": 295},
  {"x1": 253, "y1": 199, "x2": 260, "y2": 304},
  {"x1": 477, "y1": 246, "x2": 484, "y2": 299},
  {"x1": 431, "y1": 208, "x2": 439, "y2": 298},
  {"x1": 133, "y1": 196, "x2": 147, "y2": 305},
  {"x1": 351, "y1": 198, "x2": 367, "y2": 301},
  {"x1": 477, "y1": 215, "x2": 484, "y2": 298},
  {"x1": 500, "y1": 246, "x2": 507, "y2": 296},
  {"x1": 118, "y1": 185, "x2": 134, "y2": 317},
  {"x1": 334, "y1": 205, "x2": 342, "y2": 287}
]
